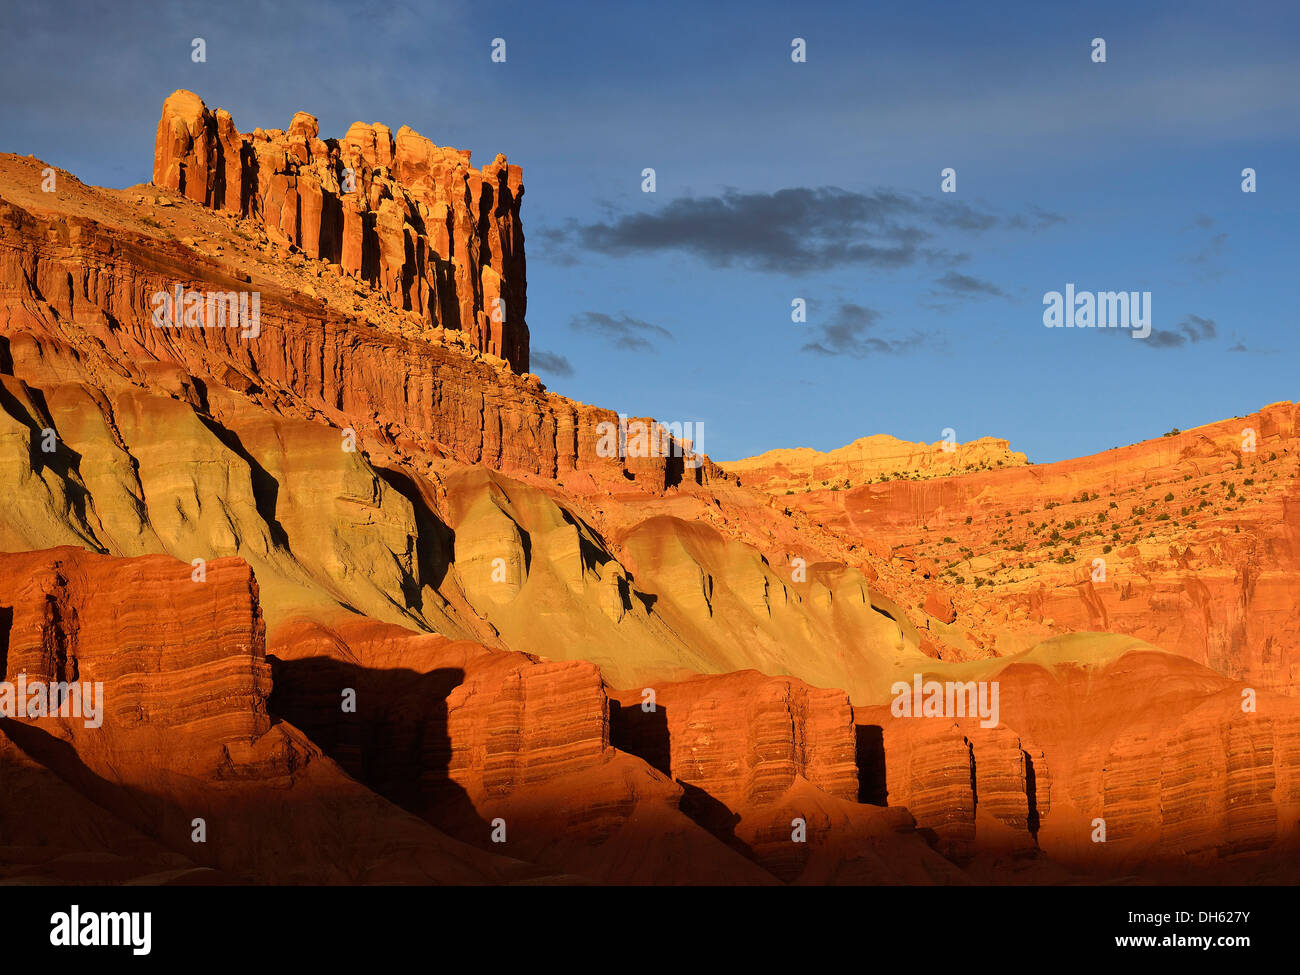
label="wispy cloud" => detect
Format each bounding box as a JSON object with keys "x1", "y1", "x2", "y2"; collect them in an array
[
  {"x1": 569, "y1": 311, "x2": 671, "y2": 351},
  {"x1": 1146, "y1": 314, "x2": 1217, "y2": 348},
  {"x1": 1183, "y1": 231, "x2": 1228, "y2": 265},
  {"x1": 1005, "y1": 206, "x2": 1066, "y2": 232},
  {"x1": 930, "y1": 271, "x2": 1006, "y2": 299},
  {"x1": 801, "y1": 302, "x2": 927, "y2": 358},
  {"x1": 531, "y1": 349, "x2": 574, "y2": 377}
]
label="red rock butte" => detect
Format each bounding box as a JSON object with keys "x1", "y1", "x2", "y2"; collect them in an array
[{"x1": 153, "y1": 89, "x2": 529, "y2": 371}]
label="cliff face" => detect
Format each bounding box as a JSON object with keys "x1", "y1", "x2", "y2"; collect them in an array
[
  {"x1": 0, "y1": 547, "x2": 541, "y2": 884},
  {"x1": 5, "y1": 548, "x2": 1295, "y2": 883},
  {"x1": 0, "y1": 553, "x2": 950, "y2": 885},
  {"x1": 856, "y1": 634, "x2": 1300, "y2": 881},
  {"x1": 0, "y1": 151, "x2": 718, "y2": 491},
  {"x1": 857, "y1": 710, "x2": 1049, "y2": 865},
  {"x1": 610, "y1": 673, "x2": 878, "y2": 882},
  {"x1": 264, "y1": 618, "x2": 959, "y2": 884},
  {"x1": 263, "y1": 617, "x2": 783, "y2": 884},
  {"x1": 153, "y1": 90, "x2": 528, "y2": 370},
  {"x1": 611, "y1": 673, "x2": 859, "y2": 809},
  {"x1": 761, "y1": 403, "x2": 1300, "y2": 696}
]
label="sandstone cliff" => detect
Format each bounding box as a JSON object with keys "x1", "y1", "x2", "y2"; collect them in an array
[
  {"x1": 0, "y1": 547, "x2": 541, "y2": 883},
  {"x1": 153, "y1": 90, "x2": 529, "y2": 370}
]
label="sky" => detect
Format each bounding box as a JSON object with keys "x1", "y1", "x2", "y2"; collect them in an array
[{"x1": 2, "y1": 0, "x2": 1297, "y2": 463}]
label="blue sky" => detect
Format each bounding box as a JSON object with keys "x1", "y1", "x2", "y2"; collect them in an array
[{"x1": 3, "y1": 0, "x2": 1297, "y2": 462}]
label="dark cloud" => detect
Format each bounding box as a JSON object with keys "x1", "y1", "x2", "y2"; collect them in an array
[
  {"x1": 930, "y1": 270, "x2": 1005, "y2": 299},
  {"x1": 1181, "y1": 314, "x2": 1217, "y2": 340},
  {"x1": 933, "y1": 202, "x2": 999, "y2": 232},
  {"x1": 1005, "y1": 206, "x2": 1067, "y2": 232},
  {"x1": 532, "y1": 231, "x2": 581, "y2": 266},
  {"x1": 801, "y1": 302, "x2": 926, "y2": 358},
  {"x1": 569, "y1": 311, "x2": 671, "y2": 351},
  {"x1": 531, "y1": 349, "x2": 574, "y2": 377},
  {"x1": 551, "y1": 187, "x2": 1059, "y2": 274},
  {"x1": 1145, "y1": 314, "x2": 1217, "y2": 348}
]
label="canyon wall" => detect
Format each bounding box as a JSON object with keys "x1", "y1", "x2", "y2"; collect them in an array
[
  {"x1": 751, "y1": 403, "x2": 1300, "y2": 695},
  {"x1": 0, "y1": 153, "x2": 716, "y2": 492},
  {"x1": 0, "y1": 547, "x2": 540, "y2": 883}
]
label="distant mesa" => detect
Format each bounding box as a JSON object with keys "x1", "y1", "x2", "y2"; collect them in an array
[{"x1": 724, "y1": 433, "x2": 1028, "y2": 493}]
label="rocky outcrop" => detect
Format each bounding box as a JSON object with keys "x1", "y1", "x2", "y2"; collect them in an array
[
  {"x1": 606, "y1": 672, "x2": 973, "y2": 883},
  {"x1": 265, "y1": 617, "x2": 780, "y2": 883},
  {"x1": 611, "y1": 672, "x2": 859, "y2": 808},
  {"x1": 855, "y1": 708, "x2": 1048, "y2": 864},
  {"x1": 267, "y1": 618, "x2": 954, "y2": 884},
  {"x1": 924, "y1": 586, "x2": 957, "y2": 624},
  {"x1": 0, "y1": 546, "x2": 270, "y2": 742},
  {"x1": 267, "y1": 618, "x2": 611, "y2": 812},
  {"x1": 153, "y1": 90, "x2": 529, "y2": 370},
  {"x1": 0, "y1": 547, "x2": 540, "y2": 883}
]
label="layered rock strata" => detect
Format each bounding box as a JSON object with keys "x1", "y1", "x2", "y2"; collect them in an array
[{"x1": 153, "y1": 90, "x2": 528, "y2": 370}]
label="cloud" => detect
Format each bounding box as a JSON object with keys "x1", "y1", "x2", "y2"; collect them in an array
[
  {"x1": 569, "y1": 311, "x2": 671, "y2": 351},
  {"x1": 801, "y1": 302, "x2": 926, "y2": 358},
  {"x1": 930, "y1": 271, "x2": 1005, "y2": 299},
  {"x1": 532, "y1": 231, "x2": 581, "y2": 266},
  {"x1": 531, "y1": 349, "x2": 574, "y2": 377},
  {"x1": 1227, "y1": 327, "x2": 1252, "y2": 353},
  {"x1": 1145, "y1": 314, "x2": 1217, "y2": 348},
  {"x1": 550, "y1": 187, "x2": 1059, "y2": 274},
  {"x1": 1005, "y1": 206, "x2": 1067, "y2": 232},
  {"x1": 1183, "y1": 231, "x2": 1228, "y2": 265},
  {"x1": 932, "y1": 202, "x2": 1000, "y2": 233}
]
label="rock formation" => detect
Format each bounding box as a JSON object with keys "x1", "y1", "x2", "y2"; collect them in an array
[
  {"x1": 153, "y1": 89, "x2": 529, "y2": 371},
  {"x1": 0, "y1": 547, "x2": 540, "y2": 883}
]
